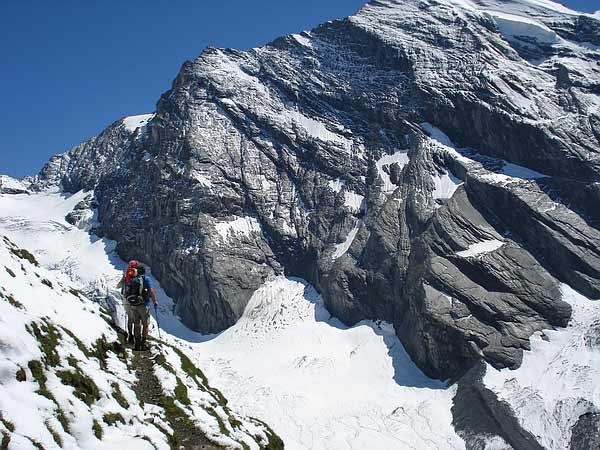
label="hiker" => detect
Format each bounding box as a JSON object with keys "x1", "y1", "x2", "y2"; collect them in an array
[
  {"x1": 125, "y1": 265, "x2": 159, "y2": 351},
  {"x1": 116, "y1": 260, "x2": 139, "y2": 344}
]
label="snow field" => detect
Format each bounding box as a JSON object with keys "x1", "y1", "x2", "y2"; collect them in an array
[{"x1": 192, "y1": 277, "x2": 465, "y2": 450}]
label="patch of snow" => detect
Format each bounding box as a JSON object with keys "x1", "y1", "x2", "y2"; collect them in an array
[
  {"x1": 502, "y1": 162, "x2": 546, "y2": 179},
  {"x1": 0, "y1": 190, "x2": 121, "y2": 291},
  {"x1": 0, "y1": 189, "x2": 204, "y2": 344},
  {"x1": 432, "y1": 170, "x2": 463, "y2": 200},
  {"x1": 292, "y1": 111, "x2": 353, "y2": 150},
  {"x1": 456, "y1": 239, "x2": 505, "y2": 257},
  {"x1": 376, "y1": 150, "x2": 409, "y2": 193},
  {"x1": 193, "y1": 172, "x2": 213, "y2": 188},
  {"x1": 421, "y1": 123, "x2": 547, "y2": 183},
  {"x1": 292, "y1": 33, "x2": 312, "y2": 48},
  {"x1": 484, "y1": 284, "x2": 600, "y2": 450},
  {"x1": 122, "y1": 114, "x2": 154, "y2": 132},
  {"x1": 332, "y1": 219, "x2": 362, "y2": 260},
  {"x1": 485, "y1": 11, "x2": 558, "y2": 44},
  {"x1": 519, "y1": 0, "x2": 579, "y2": 15},
  {"x1": 215, "y1": 216, "x2": 262, "y2": 241},
  {"x1": 344, "y1": 191, "x2": 364, "y2": 213},
  {"x1": 481, "y1": 435, "x2": 514, "y2": 450},
  {"x1": 327, "y1": 178, "x2": 345, "y2": 193}
]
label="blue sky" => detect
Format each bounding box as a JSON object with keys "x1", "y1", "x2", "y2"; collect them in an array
[{"x1": 1, "y1": 0, "x2": 597, "y2": 178}]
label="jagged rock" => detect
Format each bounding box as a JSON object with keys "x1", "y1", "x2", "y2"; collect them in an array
[
  {"x1": 29, "y1": 0, "x2": 600, "y2": 380},
  {"x1": 65, "y1": 192, "x2": 98, "y2": 231},
  {"x1": 0, "y1": 175, "x2": 30, "y2": 194}
]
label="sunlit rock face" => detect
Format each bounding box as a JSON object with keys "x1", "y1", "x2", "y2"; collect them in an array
[{"x1": 34, "y1": 0, "x2": 600, "y2": 381}]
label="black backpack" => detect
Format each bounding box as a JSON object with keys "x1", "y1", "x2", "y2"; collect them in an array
[{"x1": 126, "y1": 275, "x2": 148, "y2": 306}]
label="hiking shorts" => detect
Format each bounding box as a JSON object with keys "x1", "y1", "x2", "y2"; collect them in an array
[{"x1": 130, "y1": 304, "x2": 150, "y2": 326}]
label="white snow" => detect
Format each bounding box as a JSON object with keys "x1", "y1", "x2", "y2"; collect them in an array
[
  {"x1": 327, "y1": 178, "x2": 345, "y2": 193},
  {"x1": 192, "y1": 171, "x2": 213, "y2": 188},
  {"x1": 292, "y1": 111, "x2": 353, "y2": 150},
  {"x1": 0, "y1": 232, "x2": 170, "y2": 449},
  {"x1": 332, "y1": 219, "x2": 362, "y2": 260},
  {"x1": 343, "y1": 190, "x2": 364, "y2": 213},
  {"x1": 485, "y1": 11, "x2": 558, "y2": 44},
  {"x1": 456, "y1": 239, "x2": 505, "y2": 257},
  {"x1": 421, "y1": 123, "x2": 473, "y2": 164},
  {"x1": 445, "y1": 0, "x2": 578, "y2": 16},
  {"x1": 375, "y1": 150, "x2": 409, "y2": 194},
  {"x1": 432, "y1": 170, "x2": 463, "y2": 200},
  {"x1": 193, "y1": 277, "x2": 465, "y2": 450},
  {"x1": 292, "y1": 33, "x2": 312, "y2": 48},
  {"x1": 122, "y1": 114, "x2": 154, "y2": 132},
  {"x1": 214, "y1": 216, "x2": 262, "y2": 241},
  {"x1": 518, "y1": 0, "x2": 579, "y2": 15},
  {"x1": 0, "y1": 190, "x2": 120, "y2": 291},
  {"x1": 484, "y1": 284, "x2": 600, "y2": 450}
]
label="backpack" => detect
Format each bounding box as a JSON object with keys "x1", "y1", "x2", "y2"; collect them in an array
[
  {"x1": 122, "y1": 267, "x2": 137, "y2": 295},
  {"x1": 126, "y1": 275, "x2": 148, "y2": 306},
  {"x1": 121, "y1": 260, "x2": 139, "y2": 296}
]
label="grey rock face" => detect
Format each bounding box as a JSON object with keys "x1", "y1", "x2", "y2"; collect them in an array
[
  {"x1": 570, "y1": 412, "x2": 600, "y2": 450},
  {"x1": 33, "y1": 0, "x2": 600, "y2": 382}
]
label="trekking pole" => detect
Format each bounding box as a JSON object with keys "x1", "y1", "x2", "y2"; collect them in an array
[{"x1": 153, "y1": 304, "x2": 162, "y2": 340}]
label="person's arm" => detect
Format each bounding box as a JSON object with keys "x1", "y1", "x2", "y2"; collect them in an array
[{"x1": 148, "y1": 288, "x2": 158, "y2": 307}]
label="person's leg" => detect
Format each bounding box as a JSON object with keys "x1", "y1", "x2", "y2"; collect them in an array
[
  {"x1": 140, "y1": 306, "x2": 150, "y2": 350},
  {"x1": 126, "y1": 305, "x2": 134, "y2": 344},
  {"x1": 132, "y1": 306, "x2": 143, "y2": 350}
]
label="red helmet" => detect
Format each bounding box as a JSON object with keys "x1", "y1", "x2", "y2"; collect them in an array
[{"x1": 128, "y1": 260, "x2": 139, "y2": 269}]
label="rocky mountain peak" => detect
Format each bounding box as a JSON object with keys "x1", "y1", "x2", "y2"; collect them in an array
[{"x1": 21, "y1": 0, "x2": 600, "y2": 385}]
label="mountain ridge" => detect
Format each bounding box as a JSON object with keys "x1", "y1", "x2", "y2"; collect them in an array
[{"x1": 10, "y1": 0, "x2": 600, "y2": 379}]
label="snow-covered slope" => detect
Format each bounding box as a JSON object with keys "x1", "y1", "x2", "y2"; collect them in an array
[
  {"x1": 3, "y1": 182, "x2": 600, "y2": 449},
  {"x1": 0, "y1": 192, "x2": 281, "y2": 450},
  {"x1": 194, "y1": 277, "x2": 463, "y2": 450}
]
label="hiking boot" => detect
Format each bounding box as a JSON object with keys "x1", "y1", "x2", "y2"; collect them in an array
[
  {"x1": 139, "y1": 338, "x2": 148, "y2": 351},
  {"x1": 127, "y1": 334, "x2": 135, "y2": 345},
  {"x1": 134, "y1": 339, "x2": 142, "y2": 351}
]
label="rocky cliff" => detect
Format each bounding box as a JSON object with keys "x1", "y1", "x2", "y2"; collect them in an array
[{"x1": 33, "y1": 0, "x2": 600, "y2": 383}]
